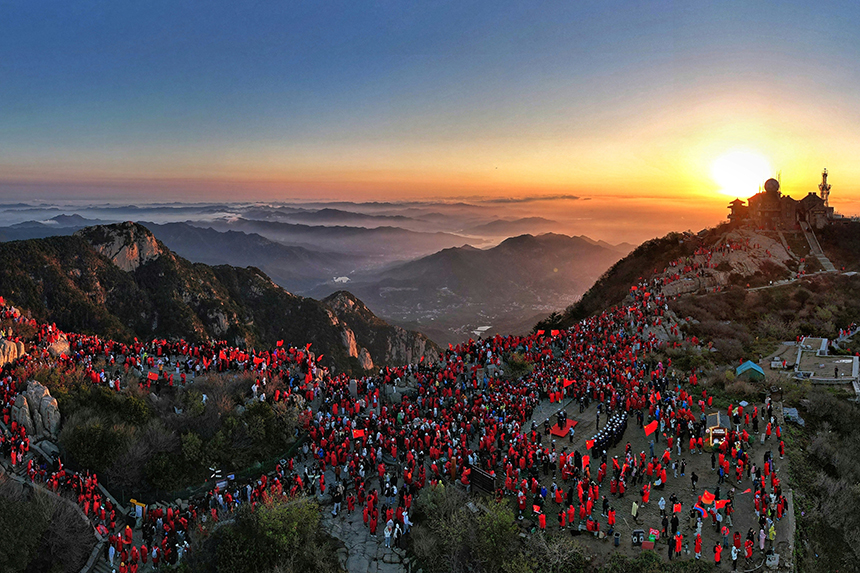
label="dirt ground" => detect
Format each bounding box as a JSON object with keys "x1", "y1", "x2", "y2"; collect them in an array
[{"x1": 506, "y1": 395, "x2": 789, "y2": 569}]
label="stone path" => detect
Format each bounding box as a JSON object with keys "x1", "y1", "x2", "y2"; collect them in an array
[{"x1": 321, "y1": 511, "x2": 408, "y2": 573}]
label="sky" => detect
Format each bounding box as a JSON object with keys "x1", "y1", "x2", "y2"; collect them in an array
[{"x1": 3, "y1": 0, "x2": 860, "y2": 229}]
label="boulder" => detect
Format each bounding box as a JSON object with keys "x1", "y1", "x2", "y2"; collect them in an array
[
  {"x1": 26, "y1": 382, "x2": 49, "y2": 437},
  {"x1": 12, "y1": 381, "x2": 63, "y2": 440},
  {"x1": 0, "y1": 339, "x2": 24, "y2": 367},
  {"x1": 26, "y1": 382, "x2": 50, "y2": 414},
  {"x1": 12, "y1": 395, "x2": 35, "y2": 437},
  {"x1": 47, "y1": 336, "x2": 70, "y2": 358},
  {"x1": 40, "y1": 395, "x2": 61, "y2": 438}
]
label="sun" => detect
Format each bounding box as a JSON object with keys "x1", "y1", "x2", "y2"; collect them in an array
[{"x1": 711, "y1": 149, "x2": 772, "y2": 199}]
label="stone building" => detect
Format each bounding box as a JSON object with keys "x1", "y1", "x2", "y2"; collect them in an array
[{"x1": 727, "y1": 170, "x2": 835, "y2": 230}]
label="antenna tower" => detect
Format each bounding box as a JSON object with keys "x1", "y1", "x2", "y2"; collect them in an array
[{"x1": 819, "y1": 168, "x2": 831, "y2": 207}]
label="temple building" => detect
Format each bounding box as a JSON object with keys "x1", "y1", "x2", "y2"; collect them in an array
[{"x1": 728, "y1": 169, "x2": 835, "y2": 230}]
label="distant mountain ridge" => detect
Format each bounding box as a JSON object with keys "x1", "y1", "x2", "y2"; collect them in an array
[
  {"x1": 0, "y1": 222, "x2": 437, "y2": 372},
  {"x1": 317, "y1": 232, "x2": 625, "y2": 344},
  {"x1": 196, "y1": 217, "x2": 480, "y2": 261}
]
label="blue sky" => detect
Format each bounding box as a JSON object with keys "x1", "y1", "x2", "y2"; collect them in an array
[{"x1": 2, "y1": 1, "x2": 859, "y2": 208}]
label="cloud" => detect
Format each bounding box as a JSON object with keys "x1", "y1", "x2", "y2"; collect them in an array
[{"x1": 481, "y1": 194, "x2": 581, "y2": 204}]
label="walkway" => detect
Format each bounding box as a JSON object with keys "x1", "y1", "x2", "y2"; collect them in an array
[{"x1": 800, "y1": 223, "x2": 837, "y2": 273}]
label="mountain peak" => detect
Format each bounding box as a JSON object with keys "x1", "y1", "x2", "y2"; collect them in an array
[
  {"x1": 75, "y1": 222, "x2": 166, "y2": 272},
  {"x1": 322, "y1": 290, "x2": 372, "y2": 317}
]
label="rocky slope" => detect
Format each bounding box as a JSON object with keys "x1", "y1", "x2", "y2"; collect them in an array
[
  {"x1": 539, "y1": 224, "x2": 808, "y2": 329},
  {"x1": 0, "y1": 222, "x2": 435, "y2": 373},
  {"x1": 322, "y1": 291, "x2": 438, "y2": 369}
]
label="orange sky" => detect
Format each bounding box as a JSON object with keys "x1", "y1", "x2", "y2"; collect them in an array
[{"x1": 3, "y1": 2, "x2": 860, "y2": 230}]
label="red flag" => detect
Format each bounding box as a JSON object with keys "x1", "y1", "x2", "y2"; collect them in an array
[
  {"x1": 419, "y1": 355, "x2": 424, "y2": 362},
  {"x1": 352, "y1": 429, "x2": 365, "y2": 439},
  {"x1": 536, "y1": 330, "x2": 545, "y2": 336},
  {"x1": 147, "y1": 372, "x2": 158, "y2": 381},
  {"x1": 550, "y1": 329, "x2": 559, "y2": 336},
  {"x1": 673, "y1": 503, "x2": 682, "y2": 513},
  {"x1": 563, "y1": 379, "x2": 574, "y2": 388},
  {"x1": 533, "y1": 505, "x2": 541, "y2": 513},
  {"x1": 644, "y1": 420, "x2": 659, "y2": 436},
  {"x1": 582, "y1": 455, "x2": 590, "y2": 469},
  {"x1": 701, "y1": 490, "x2": 715, "y2": 505},
  {"x1": 305, "y1": 342, "x2": 312, "y2": 351},
  {"x1": 740, "y1": 488, "x2": 751, "y2": 494},
  {"x1": 276, "y1": 340, "x2": 283, "y2": 347},
  {"x1": 316, "y1": 354, "x2": 324, "y2": 362},
  {"x1": 586, "y1": 439, "x2": 595, "y2": 449},
  {"x1": 715, "y1": 499, "x2": 729, "y2": 509}
]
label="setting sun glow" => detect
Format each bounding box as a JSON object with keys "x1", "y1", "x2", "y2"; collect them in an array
[{"x1": 711, "y1": 149, "x2": 773, "y2": 199}]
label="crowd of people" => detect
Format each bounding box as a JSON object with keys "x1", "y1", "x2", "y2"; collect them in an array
[{"x1": 0, "y1": 274, "x2": 805, "y2": 570}]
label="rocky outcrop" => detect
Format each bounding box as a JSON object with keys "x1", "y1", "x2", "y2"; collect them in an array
[
  {"x1": 0, "y1": 339, "x2": 26, "y2": 367},
  {"x1": 12, "y1": 381, "x2": 61, "y2": 440},
  {"x1": 76, "y1": 221, "x2": 164, "y2": 272},
  {"x1": 322, "y1": 291, "x2": 440, "y2": 369}
]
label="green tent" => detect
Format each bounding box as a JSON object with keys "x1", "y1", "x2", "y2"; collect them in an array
[{"x1": 736, "y1": 360, "x2": 765, "y2": 381}]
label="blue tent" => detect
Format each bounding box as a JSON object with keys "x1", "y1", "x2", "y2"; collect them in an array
[{"x1": 736, "y1": 361, "x2": 765, "y2": 381}]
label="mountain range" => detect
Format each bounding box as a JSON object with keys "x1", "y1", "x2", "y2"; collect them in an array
[
  {"x1": 0, "y1": 212, "x2": 635, "y2": 345},
  {"x1": 0, "y1": 222, "x2": 436, "y2": 373},
  {"x1": 317, "y1": 233, "x2": 626, "y2": 344}
]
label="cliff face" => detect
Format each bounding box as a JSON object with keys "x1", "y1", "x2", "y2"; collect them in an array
[
  {"x1": 322, "y1": 291, "x2": 440, "y2": 369},
  {"x1": 0, "y1": 223, "x2": 432, "y2": 373}
]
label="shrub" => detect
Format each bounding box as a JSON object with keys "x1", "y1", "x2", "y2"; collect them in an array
[
  {"x1": 182, "y1": 432, "x2": 205, "y2": 465},
  {"x1": 59, "y1": 412, "x2": 135, "y2": 472},
  {"x1": 182, "y1": 497, "x2": 340, "y2": 573}
]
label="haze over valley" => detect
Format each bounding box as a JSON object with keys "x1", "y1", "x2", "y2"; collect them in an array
[{"x1": 0, "y1": 200, "x2": 633, "y2": 344}]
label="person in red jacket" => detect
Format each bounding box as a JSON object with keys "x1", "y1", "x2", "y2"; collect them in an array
[
  {"x1": 695, "y1": 533, "x2": 702, "y2": 559},
  {"x1": 714, "y1": 542, "x2": 722, "y2": 565}
]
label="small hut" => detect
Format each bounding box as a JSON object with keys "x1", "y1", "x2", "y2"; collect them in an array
[{"x1": 706, "y1": 412, "x2": 731, "y2": 448}]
